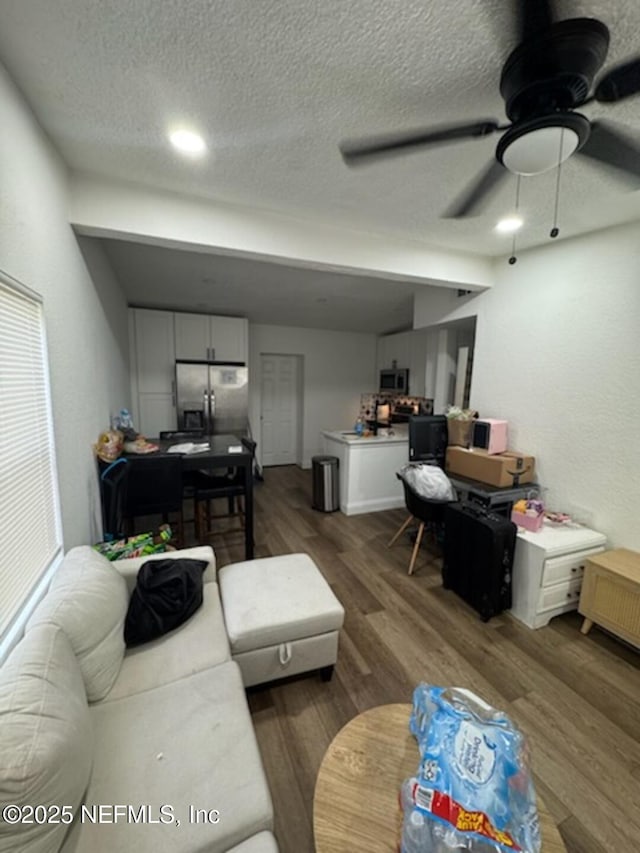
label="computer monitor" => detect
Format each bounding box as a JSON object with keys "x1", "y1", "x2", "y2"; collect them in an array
[{"x1": 408, "y1": 415, "x2": 448, "y2": 467}]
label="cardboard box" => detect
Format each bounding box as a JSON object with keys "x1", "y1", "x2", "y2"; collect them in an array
[
  {"x1": 447, "y1": 419, "x2": 473, "y2": 448},
  {"x1": 445, "y1": 447, "x2": 536, "y2": 488}
]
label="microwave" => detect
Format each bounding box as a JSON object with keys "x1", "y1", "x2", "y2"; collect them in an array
[{"x1": 379, "y1": 368, "x2": 409, "y2": 393}]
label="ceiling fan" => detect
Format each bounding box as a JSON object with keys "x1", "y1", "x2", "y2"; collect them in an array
[{"x1": 339, "y1": 0, "x2": 640, "y2": 218}]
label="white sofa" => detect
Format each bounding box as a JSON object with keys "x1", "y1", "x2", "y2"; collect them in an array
[{"x1": 0, "y1": 545, "x2": 278, "y2": 853}]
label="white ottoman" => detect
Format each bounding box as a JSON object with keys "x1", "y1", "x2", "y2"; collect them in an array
[{"x1": 218, "y1": 554, "x2": 345, "y2": 688}]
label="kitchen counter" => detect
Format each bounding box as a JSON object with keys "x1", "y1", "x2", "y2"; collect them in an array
[
  {"x1": 321, "y1": 428, "x2": 409, "y2": 516},
  {"x1": 321, "y1": 428, "x2": 408, "y2": 446}
]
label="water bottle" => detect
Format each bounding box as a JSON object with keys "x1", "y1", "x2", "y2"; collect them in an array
[
  {"x1": 119, "y1": 408, "x2": 133, "y2": 430},
  {"x1": 354, "y1": 416, "x2": 365, "y2": 437}
]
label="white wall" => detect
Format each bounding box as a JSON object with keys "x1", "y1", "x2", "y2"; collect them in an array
[
  {"x1": 0, "y1": 64, "x2": 130, "y2": 547},
  {"x1": 414, "y1": 223, "x2": 640, "y2": 549},
  {"x1": 69, "y1": 174, "x2": 494, "y2": 291},
  {"x1": 249, "y1": 324, "x2": 377, "y2": 468}
]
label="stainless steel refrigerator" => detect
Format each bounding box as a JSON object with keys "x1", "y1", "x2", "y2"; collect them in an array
[{"x1": 175, "y1": 361, "x2": 249, "y2": 435}]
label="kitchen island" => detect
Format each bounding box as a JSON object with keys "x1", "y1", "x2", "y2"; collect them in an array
[{"x1": 321, "y1": 429, "x2": 409, "y2": 516}]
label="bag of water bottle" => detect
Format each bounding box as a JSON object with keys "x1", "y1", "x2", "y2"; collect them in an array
[{"x1": 400, "y1": 684, "x2": 541, "y2": 853}]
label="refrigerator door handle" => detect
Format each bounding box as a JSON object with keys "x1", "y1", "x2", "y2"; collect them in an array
[
  {"x1": 210, "y1": 388, "x2": 216, "y2": 417},
  {"x1": 203, "y1": 389, "x2": 209, "y2": 432}
]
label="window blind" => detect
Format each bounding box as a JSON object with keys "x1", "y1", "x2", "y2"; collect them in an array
[{"x1": 0, "y1": 272, "x2": 63, "y2": 643}]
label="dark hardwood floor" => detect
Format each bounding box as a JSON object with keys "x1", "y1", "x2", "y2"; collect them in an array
[{"x1": 187, "y1": 464, "x2": 640, "y2": 853}]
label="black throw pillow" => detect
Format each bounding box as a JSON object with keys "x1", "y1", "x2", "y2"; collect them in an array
[{"x1": 124, "y1": 558, "x2": 207, "y2": 647}]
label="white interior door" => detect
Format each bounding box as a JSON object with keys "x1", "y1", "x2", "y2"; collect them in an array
[{"x1": 260, "y1": 354, "x2": 299, "y2": 467}]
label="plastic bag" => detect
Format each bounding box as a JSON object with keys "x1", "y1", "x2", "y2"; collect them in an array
[
  {"x1": 401, "y1": 684, "x2": 541, "y2": 853},
  {"x1": 398, "y1": 464, "x2": 457, "y2": 502},
  {"x1": 93, "y1": 429, "x2": 123, "y2": 463}
]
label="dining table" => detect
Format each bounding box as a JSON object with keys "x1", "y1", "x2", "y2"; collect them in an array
[{"x1": 126, "y1": 433, "x2": 254, "y2": 560}]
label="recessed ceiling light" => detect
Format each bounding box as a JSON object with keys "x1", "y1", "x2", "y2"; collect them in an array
[
  {"x1": 495, "y1": 216, "x2": 523, "y2": 234},
  {"x1": 169, "y1": 129, "x2": 206, "y2": 155}
]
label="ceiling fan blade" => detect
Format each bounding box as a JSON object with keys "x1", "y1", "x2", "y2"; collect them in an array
[
  {"x1": 595, "y1": 57, "x2": 640, "y2": 103},
  {"x1": 444, "y1": 159, "x2": 509, "y2": 219},
  {"x1": 340, "y1": 120, "x2": 501, "y2": 167},
  {"x1": 578, "y1": 120, "x2": 640, "y2": 182},
  {"x1": 513, "y1": 0, "x2": 555, "y2": 43}
]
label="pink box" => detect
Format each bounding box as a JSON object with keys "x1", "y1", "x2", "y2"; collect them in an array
[
  {"x1": 472, "y1": 419, "x2": 508, "y2": 455},
  {"x1": 511, "y1": 510, "x2": 544, "y2": 532}
]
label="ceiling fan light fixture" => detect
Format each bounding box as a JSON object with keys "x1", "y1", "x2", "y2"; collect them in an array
[
  {"x1": 497, "y1": 113, "x2": 590, "y2": 177},
  {"x1": 495, "y1": 216, "x2": 523, "y2": 234},
  {"x1": 169, "y1": 128, "x2": 206, "y2": 155},
  {"x1": 501, "y1": 126, "x2": 579, "y2": 175}
]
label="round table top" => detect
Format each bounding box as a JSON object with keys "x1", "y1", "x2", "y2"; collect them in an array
[{"x1": 313, "y1": 703, "x2": 566, "y2": 853}]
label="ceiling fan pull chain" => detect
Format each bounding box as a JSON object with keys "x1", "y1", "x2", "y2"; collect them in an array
[
  {"x1": 508, "y1": 175, "x2": 521, "y2": 265},
  {"x1": 550, "y1": 128, "x2": 564, "y2": 239}
]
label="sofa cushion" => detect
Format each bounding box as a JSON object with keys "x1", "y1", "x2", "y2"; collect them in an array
[
  {"x1": 113, "y1": 545, "x2": 217, "y2": 593},
  {"x1": 103, "y1": 582, "x2": 231, "y2": 702},
  {"x1": 227, "y1": 831, "x2": 279, "y2": 852},
  {"x1": 61, "y1": 662, "x2": 273, "y2": 853},
  {"x1": 0, "y1": 625, "x2": 93, "y2": 853},
  {"x1": 26, "y1": 545, "x2": 128, "y2": 701}
]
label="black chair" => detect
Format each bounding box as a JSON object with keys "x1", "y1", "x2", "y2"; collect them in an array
[
  {"x1": 124, "y1": 454, "x2": 185, "y2": 547},
  {"x1": 98, "y1": 458, "x2": 129, "y2": 540},
  {"x1": 388, "y1": 474, "x2": 455, "y2": 575},
  {"x1": 193, "y1": 438, "x2": 257, "y2": 543}
]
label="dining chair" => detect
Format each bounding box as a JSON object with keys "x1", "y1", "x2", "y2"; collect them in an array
[
  {"x1": 193, "y1": 438, "x2": 257, "y2": 543},
  {"x1": 388, "y1": 474, "x2": 456, "y2": 575},
  {"x1": 124, "y1": 454, "x2": 185, "y2": 547},
  {"x1": 97, "y1": 457, "x2": 129, "y2": 541}
]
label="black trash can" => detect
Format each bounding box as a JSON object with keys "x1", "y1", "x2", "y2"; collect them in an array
[{"x1": 312, "y1": 455, "x2": 339, "y2": 512}]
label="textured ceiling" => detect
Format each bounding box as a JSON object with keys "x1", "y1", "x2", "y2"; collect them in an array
[{"x1": 2, "y1": 0, "x2": 640, "y2": 257}]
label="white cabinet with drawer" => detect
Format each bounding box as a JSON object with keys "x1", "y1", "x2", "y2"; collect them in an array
[{"x1": 509, "y1": 522, "x2": 607, "y2": 629}]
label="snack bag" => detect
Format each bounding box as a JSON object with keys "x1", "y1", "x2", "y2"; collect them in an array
[
  {"x1": 401, "y1": 684, "x2": 541, "y2": 853},
  {"x1": 93, "y1": 429, "x2": 123, "y2": 463},
  {"x1": 93, "y1": 525, "x2": 173, "y2": 561}
]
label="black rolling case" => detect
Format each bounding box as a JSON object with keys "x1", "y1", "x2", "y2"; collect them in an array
[{"x1": 442, "y1": 502, "x2": 517, "y2": 621}]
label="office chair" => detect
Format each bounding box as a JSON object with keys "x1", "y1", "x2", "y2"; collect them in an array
[
  {"x1": 124, "y1": 454, "x2": 185, "y2": 547},
  {"x1": 388, "y1": 474, "x2": 456, "y2": 575},
  {"x1": 193, "y1": 438, "x2": 256, "y2": 543}
]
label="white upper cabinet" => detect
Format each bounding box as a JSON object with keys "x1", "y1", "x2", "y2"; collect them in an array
[
  {"x1": 209, "y1": 315, "x2": 247, "y2": 363},
  {"x1": 376, "y1": 331, "x2": 412, "y2": 373},
  {"x1": 133, "y1": 308, "x2": 176, "y2": 394},
  {"x1": 174, "y1": 312, "x2": 248, "y2": 363},
  {"x1": 173, "y1": 313, "x2": 210, "y2": 361}
]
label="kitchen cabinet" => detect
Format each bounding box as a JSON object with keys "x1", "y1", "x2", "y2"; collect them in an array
[
  {"x1": 137, "y1": 394, "x2": 177, "y2": 439},
  {"x1": 377, "y1": 329, "x2": 427, "y2": 396},
  {"x1": 321, "y1": 430, "x2": 408, "y2": 515},
  {"x1": 174, "y1": 312, "x2": 248, "y2": 363},
  {"x1": 129, "y1": 308, "x2": 177, "y2": 436},
  {"x1": 509, "y1": 522, "x2": 607, "y2": 629},
  {"x1": 376, "y1": 331, "x2": 411, "y2": 374},
  {"x1": 132, "y1": 308, "x2": 176, "y2": 393}
]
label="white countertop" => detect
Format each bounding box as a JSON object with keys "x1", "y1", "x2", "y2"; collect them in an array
[
  {"x1": 516, "y1": 521, "x2": 607, "y2": 556},
  {"x1": 322, "y1": 428, "x2": 408, "y2": 446}
]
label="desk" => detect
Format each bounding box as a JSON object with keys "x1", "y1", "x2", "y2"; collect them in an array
[
  {"x1": 126, "y1": 434, "x2": 254, "y2": 560},
  {"x1": 448, "y1": 474, "x2": 539, "y2": 518},
  {"x1": 314, "y1": 703, "x2": 566, "y2": 853}
]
